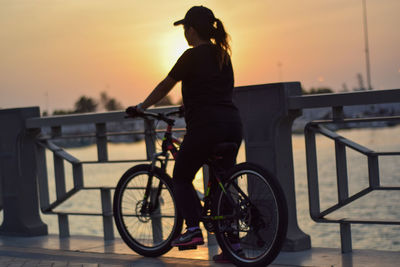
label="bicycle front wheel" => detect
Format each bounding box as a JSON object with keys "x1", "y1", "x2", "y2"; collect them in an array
[
  {"x1": 213, "y1": 162, "x2": 288, "y2": 267},
  {"x1": 113, "y1": 164, "x2": 183, "y2": 257}
]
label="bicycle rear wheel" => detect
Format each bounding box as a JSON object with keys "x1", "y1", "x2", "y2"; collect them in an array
[
  {"x1": 213, "y1": 162, "x2": 288, "y2": 267},
  {"x1": 113, "y1": 164, "x2": 183, "y2": 257}
]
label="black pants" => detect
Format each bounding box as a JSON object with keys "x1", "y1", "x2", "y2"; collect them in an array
[{"x1": 172, "y1": 121, "x2": 243, "y2": 227}]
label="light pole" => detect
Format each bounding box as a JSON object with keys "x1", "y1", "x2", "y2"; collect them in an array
[{"x1": 362, "y1": 0, "x2": 372, "y2": 90}]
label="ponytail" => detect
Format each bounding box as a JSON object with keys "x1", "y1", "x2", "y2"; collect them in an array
[
  {"x1": 213, "y1": 18, "x2": 231, "y2": 69},
  {"x1": 188, "y1": 9, "x2": 231, "y2": 69}
]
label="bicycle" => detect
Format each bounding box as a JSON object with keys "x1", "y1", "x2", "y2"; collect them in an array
[{"x1": 113, "y1": 108, "x2": 288, "y2": 267}]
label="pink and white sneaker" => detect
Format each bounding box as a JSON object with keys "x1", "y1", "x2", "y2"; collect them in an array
[{"x1": 171, "y1": 228, "x2": 204, "y2": 247}]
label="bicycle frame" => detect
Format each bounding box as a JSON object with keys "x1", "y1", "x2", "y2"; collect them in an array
[{"x1": 136, "y1": 111, "x2": 241, "y2": 224}]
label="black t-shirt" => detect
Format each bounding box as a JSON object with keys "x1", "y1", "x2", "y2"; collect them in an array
[{"x1": 168, "y1": 44, "x2": 241, "y2": 128}]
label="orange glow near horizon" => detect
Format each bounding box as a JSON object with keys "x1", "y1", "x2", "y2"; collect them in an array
[
  {"x1": 160, "y1": 28, "x2": 189, "y2": 74},
  {"x1": 0, "y1": 1, "x2": 399, "y2": 112}
]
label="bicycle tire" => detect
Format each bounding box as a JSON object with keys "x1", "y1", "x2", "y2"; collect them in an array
[
  {"x1": 113, "y1": 164, "x2": 183, "y2": 257},
  {"x1": 213, "y1": 162, "x2": 288, "y2": 267}
]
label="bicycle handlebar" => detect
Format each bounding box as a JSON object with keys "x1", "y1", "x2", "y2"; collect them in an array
[{"x1": 125, "y1": 107, "x2": 183, "y2": 125}]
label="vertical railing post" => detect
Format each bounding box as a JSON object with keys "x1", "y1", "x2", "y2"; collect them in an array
[
  {"x1": 304, "y1": 125, "x2": 321, "y2": 220},
  {"x1": 54, "y1": 154, "x2": 67, "y2": 199},
  {"x1": 0, "y1": 107, "x2": 48, "y2": 236},
  {"x1": 100, "y1": 188, "x2": 114, "y2": 241},
  {"x1": 332, "y1": 106, "x2": 344, "y2": 121},
  {"x1": 72, "y1": 163, "x2": 84, "y2": 189},
  {"x1": 368, "y1": 155, "x2": 380, "y2": 189},
  {"x1": 150, "y1": 188, "x2": 163, "y2": 244},
  {"x1": 52, "y1": 126, "x2": 70, "y2": 237},
  {"x1": 58, "y1": 214, "x2": 70, "y2": 238},
  {"x1": 144, "y1": 119, "x2": 156, "y2": 160},
  {"x1": 36, "y1": 143, "x2": 50, "y2": 211},
  {"x1": 335, "y1": 139, "x2": 352, "y2": 252},
  {"x1": 96, "y1": 123, "x2": 108, "y2": 162},
  {"x1": 335, "y1": 141, "x2": 349, "y2": 204},
  {"x1": 51, "y1": 126, "x2": 62, "y2": 138}
]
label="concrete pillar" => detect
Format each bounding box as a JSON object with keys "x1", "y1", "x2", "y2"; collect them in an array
[
  {"x1": 0, "y1": 107, "x2": 48, "y2": 236},
  {"x1": 234, "y1": 82, "x2": 311, "y2": 251}
]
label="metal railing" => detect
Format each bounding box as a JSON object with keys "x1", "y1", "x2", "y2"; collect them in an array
[
  {"x1": 4, "y1": 84, "x2": 398, "y2": 252},
  {"x1": 27, "y1": 107, "x2": 181, "y2": 240},
  {"x1": 305, "y1": 116, "x2": 400, "y2": 252},
  {"x1": 288, "y1": 88, "x2": 400, "y2": 252}
]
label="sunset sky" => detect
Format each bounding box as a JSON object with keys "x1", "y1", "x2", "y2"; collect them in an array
[{"x1": 1, "y1": 0, "x2": 399, "y2": 113}]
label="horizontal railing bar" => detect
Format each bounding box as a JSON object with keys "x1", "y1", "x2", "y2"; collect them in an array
[
  {"x1": 39, "y1": 132, "x2": 142, "y2": 140},
  {"x1": 68, "y1": 186, "x2": 170, "y2": 191},
  {"x1": 318, "y1": 187, "x2": 373, "y2": 218},
  {"x1": 39, "y1": 133, "x2": 96, "y2": 140},
  {"x1": 46, "y1": 211, "x2": 176, "y2": 219},
  {"x1": 80, "y1": 158, "x2": 175, "y2": 164},
  {"x1": 375, "y1": 187, "x2": 400, "y2": 190},
  {"x1": 318, "y1": 217, "x2": 400, "y2": 225},
  {"x1": 104, "y1": 131, "x2": 143, "y2": 136},
  {"x1": 288, "y1": 88, "x2": 400, "y2": 110},
  {"x1": 82, "y1": 187, "x2": 115, "y2": 190},
  {"x1": 37, "y1": 130, "x2": 185, "y2": 141},
  {"x1": 310, "y1": 115, "x2": 400, "y2": 124},
  {"x1": 43, "y1": 211, "x2": 107, "y2": 216},
  {"x1": 38, "y1": 129, "x2": 186, "y2": 140},
  {"x1": 371, "y1": 152, "x2": 400, "y2": 156},
  {"x1": 82, "y1": 186, "x2": 166, "y2": 190},
  {"x1": 26, "y1": 106, "x2": 179, "y2": 128},
  {"x1": 27, "y1": 111, "x2": 127, "y2": 128},
  {"x1": 80, "y1": 159, "x2": 151, "y2": 164},
  {"x1": 154, "y1": 128, "x2": 186, "y2": 133},
  {"x1": 113, "y1": 214, "x2": 176, "y2": 218}
]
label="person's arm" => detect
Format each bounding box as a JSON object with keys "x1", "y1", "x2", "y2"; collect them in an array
[{"x1": 141, "y1": 76, "x2": 177, "y2": 110}]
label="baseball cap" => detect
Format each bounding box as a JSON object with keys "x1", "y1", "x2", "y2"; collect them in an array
[{"x1": 173, "y1": 6, "x2": 215, "y2": 30}]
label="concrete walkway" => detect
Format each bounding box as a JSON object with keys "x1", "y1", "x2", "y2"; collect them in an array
[{"x1": 0, "y1": 235, "x2": 399, "y2": 267}]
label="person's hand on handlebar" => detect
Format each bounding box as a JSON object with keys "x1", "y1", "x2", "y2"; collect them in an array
[{"x1": 125, "y1": 103, "x2": 146, "y2": 117}]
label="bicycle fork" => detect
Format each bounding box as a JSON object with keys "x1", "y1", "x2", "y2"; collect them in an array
[{"x1": 140, "y1": 153, "x2": 169, "y2": 214}]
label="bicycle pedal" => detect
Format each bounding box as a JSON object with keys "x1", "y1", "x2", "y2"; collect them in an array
[{"x1": 178, "y1": 245, "x2": 197, "y2": 250}]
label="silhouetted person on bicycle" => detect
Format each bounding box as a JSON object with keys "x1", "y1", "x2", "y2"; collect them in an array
[{"x1": 126, "y1": 6, "x2": 242, "y2": 262}]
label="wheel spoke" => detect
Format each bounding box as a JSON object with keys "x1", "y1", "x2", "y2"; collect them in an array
[
  {"x1": 214, "y1": 163, "x2": 288, "y2": 266},
  {"x1": 114, "y1": 166, "x2": 182, "y2": 256}
]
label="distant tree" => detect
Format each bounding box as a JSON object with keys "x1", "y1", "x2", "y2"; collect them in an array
[
  {"x1": 105, "y1": 98, "x2": 123, "y2": 111},
  {"x1": 100, "y1": 91, "x2": 123, "y2": 111},
  {"x1": 154, "y1": 95, "x2": 173, "y2": 107},
  {"x1": 52, "y1": 109, "x2": 74, "y2": 115},
  {"x1": 74, "y1": 96, "x2": 98, "y2": 113},
  {"x1": 306, "y1": 87, "x2": 333, "y2": 95}
]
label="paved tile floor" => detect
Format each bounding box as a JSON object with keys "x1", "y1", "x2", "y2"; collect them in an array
[{"x1": 0, "y1": 235, "x2": 399, "y2": 267}]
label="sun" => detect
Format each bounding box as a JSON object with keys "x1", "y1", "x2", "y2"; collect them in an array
[{"x1": 160, "y1": 29, "x2": 189, "y2": 73}]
